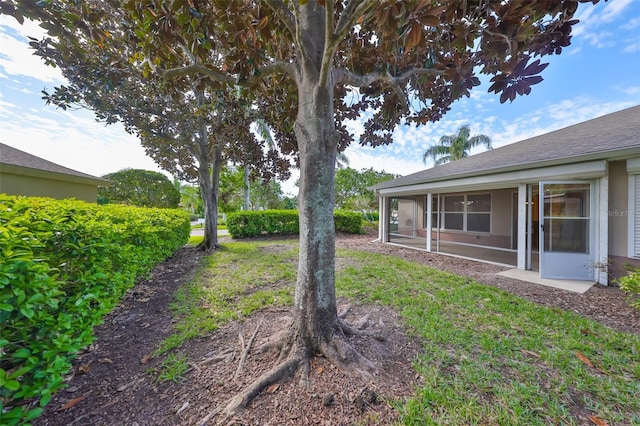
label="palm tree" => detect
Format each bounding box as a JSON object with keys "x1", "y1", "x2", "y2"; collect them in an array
[
  {"x1": 423, "y1": 125, "x2": 492, "y2": 166},
  {"x1": 336, "y1": 151, "x2": 350, "y2": 169}
]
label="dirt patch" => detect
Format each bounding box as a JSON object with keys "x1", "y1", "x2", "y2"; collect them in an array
[{"x1": 34, "y1": 232, "x2": 639, "y2": 426}]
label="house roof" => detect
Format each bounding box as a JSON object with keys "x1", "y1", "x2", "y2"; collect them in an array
[
  {"x1": 372, "y1": 105, "x2": 640, "y2": 191},
  {"x1": 0, "y1": 143, "x2": 111, "y2": 186}
]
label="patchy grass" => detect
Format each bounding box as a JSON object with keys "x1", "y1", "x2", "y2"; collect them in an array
[
  {"x1": 161, "y1": 240, "x2": 640, "y2": 425},
  {"x1": 157, "y1": 241, "x2": 296, "y2": 353},
  {"x1": 156, "y1": 352, "x2": 189, "y2": 383},
  {"x1": 188, "y1": 235, "x2": 203, "y2": 246},
  {"x1": 336, "y1": 249, "x2": 640, "y2": 426}
]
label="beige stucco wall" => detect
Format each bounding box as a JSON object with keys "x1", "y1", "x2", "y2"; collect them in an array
[
  {"x1": 0, "y1": 172, "x2": 98, "y2": 202},
  {"x1": 607, "y1": 161, "x2": 629, "y2": 257}
]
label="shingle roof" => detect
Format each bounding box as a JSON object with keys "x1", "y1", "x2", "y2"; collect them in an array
[
  {"x1": 372, "y1": 105, "x2": 640, "y2": 190},
  {"x1": 0, "y1": 143, "x2": 110, "y2": 185}
]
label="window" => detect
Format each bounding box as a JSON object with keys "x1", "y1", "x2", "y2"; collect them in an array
[
  {"x1": 444, "y1": 195, "x2": 464, "y2": 230},
  {"x1": 467, "y1": 194, "x2": 491, "y2": 232},
  {"x1": 429, "y1": 193, "x2": 492, "y2": 233}
]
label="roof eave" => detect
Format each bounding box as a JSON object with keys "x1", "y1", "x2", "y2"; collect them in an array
[
  {"x1": 0, "y1": 163, "x2": 113, "y2": 187},
  {"x1": 372, "y1": 146, "x2": 640, "y2": 193}
]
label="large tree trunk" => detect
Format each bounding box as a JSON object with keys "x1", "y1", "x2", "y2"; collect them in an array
[
  {"x1": 195, "y1": 89, "x2": 220, "y2": 252},
  {"x1": 293, "y1": 88, "x2": 340, "y2": 353},
  {"x1": 197, "y1": 142, "x2": 220, "y2": 252},
  {"x1": 224, "y1": 3, "x2": 373, "y2": 416}
]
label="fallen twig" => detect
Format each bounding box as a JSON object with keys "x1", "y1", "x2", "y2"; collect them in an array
[
  {"x1": 176, "y1": 401, "x2": 190, "y2": 418},
  {"x1": 197, "y1": 405, "x2": 222, "y2": 426},
  {"x1": 233, "y1": 320, "x2": 262, "y2": 380},
  {"x1": 199, "y1": 350, "x2": 235, "y2": 366}
]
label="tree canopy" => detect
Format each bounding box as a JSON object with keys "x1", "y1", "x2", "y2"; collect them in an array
[
  {"x1": 335, "y1": 167, "x2": 397, "y2": 211},
  {"x1": 98, "y1": 169, "x2": 180, "y2": 208}
]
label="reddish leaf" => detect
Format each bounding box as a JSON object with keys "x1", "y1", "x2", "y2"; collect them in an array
[
  {"x1": 57, "y1": 395, "x2": 85, "y2": 411},
  {"x1": 140, "y1": 353, "x2": 152, "y2": 364},
  {"x1": 576, "y1": 352, "x2": 594, "y2": 368},
  {"x1": 257, "y1": 15, "x2": 269, "y2": 30},
  {"x1": 588, "y1": 415, "x2": 610, "y2": 426},
  {"x1": 421, "y1": 15, "x2": 440, "y2": 27}
]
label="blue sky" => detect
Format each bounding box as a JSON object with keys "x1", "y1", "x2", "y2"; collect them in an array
[{"x1": 1, "y1": 0, "x2": 639, "y2": 196}]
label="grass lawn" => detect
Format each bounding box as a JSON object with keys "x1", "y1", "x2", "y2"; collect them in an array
[{"x1": 165, "y1": 240, "x2": 640, "y2": 425}]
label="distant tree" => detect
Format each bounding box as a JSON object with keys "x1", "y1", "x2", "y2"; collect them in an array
[
  {"x1": 220, "y1": 165, "x2": 289, "y2": 212},
  {"x1": 335, "y1": 168, "x2": 398, "y2": 211},
  {"x1": 251, "y1": 178, "x2": 286, "y2": 210},
  {"x1": 423, "y1": 125, "x2": 492, "y2": 166},
  {"x1": 179, "y1": 184, "x2": 203, "y2": 217},
  {"x1": 219, "y1": 166, "x2": 246, "y2": 213},
  {"x1": 98, "y1": 169, "x2": 180, "y2": 208}
]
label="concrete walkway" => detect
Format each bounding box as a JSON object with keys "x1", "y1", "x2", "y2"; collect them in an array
[
  {"x1": 190, "y1": 227, "x2": 229, "y2": 237},
  {"x1": 497, "y1": 269, "x2": 596, "y2": 294}
]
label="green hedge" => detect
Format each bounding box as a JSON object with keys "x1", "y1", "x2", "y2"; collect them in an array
[
  {"x1": 0, "y1": 195, "x2": 190, "y2": 425},
  {"x1": 226, "y1": 209, "x2": 363, "y2": 238}
]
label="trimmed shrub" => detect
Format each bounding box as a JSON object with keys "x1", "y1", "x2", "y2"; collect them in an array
[
  {"x1": 226, "y1": 210, "x2": 299, "y2": 238},
  {"x1": 226, "y1": 209, "x2": 363, "y2": 238},
  {"x1": 334, "y1": 210, "x2": 363, "y2": 234},
  {"x1": 0, "y1": 195, "x2": 190, "y2": 425},
  {"x1": 618, "y1": 268, "x2": 640, "y2": 310}
]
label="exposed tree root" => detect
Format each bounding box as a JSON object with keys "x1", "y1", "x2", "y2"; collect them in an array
[
  {"x1": 197, "y1": 302, "x2": 384, "y2": 425},
  {"x1": 224, "y1": 353, "x2": 304, "y2": 416},
  {"x1": 202, "y1": 315, "x2": 380, "y2": 424},
  {"x1": 196, "y1": 240, "x2": 220, "y2": 252},
  {"x1": 338, "y1": 317, "x2": 386, "y2": 342}
]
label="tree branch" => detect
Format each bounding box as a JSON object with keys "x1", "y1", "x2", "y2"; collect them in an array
[
  {"x1": 159, "y1": 62, "x2": 294, "y2": 87},
  {"x1": 333, "y1": 66, "x2": 445, "y2": 112},
  {"x1": 318, "y1": 0, "x2": 334, "y2": 88},
  {"x1": 337, "y1": 66, "x2": 445, "y2": 86},
  {"x1": 334, "y1": 0, "x2": 375, "y2": 42},
  {"x1": 320, "y1": 0, "x2": 376, "y2": 87},
  {"x1": 264, "y1": 0, "x2": 296, "y2": 39}
]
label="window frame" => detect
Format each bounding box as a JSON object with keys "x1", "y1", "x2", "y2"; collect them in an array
[{"x1": 427, "y1": 193, "x2": 492, "y2": 234}]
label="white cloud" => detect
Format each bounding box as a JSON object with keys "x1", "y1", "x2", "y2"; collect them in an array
[
  {"x1": 600, "y1": 0, "x2": 635, "y2": 23},
  {"x1": 0, "y1": 15, "x2": 65, "y2": 83},
  {"x1": 621, "y1": 16, "x2": 640, "y2": 30},
  {"x1": 622, "y1": 38, "x2": 640, "y2": 53}
]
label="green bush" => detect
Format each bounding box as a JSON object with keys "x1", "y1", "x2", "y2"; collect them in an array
[
  {"x1": 334, "y1": 210, "x2": 363, "y2": 234},
  {"x1": 618, "y1": 268, "x2": 640, "y2": 310},
  {"x1": 226, "y1": 210, "x2": 363, "y2": 238},
  {"x1": 0, "y1": 195, "x2": 190, "y2": 425},
  {"x1": 226, "y1": 210, "x2": 298, "y2": 238}
]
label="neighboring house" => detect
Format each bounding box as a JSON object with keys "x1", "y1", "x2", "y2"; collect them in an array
[
  {"x1": 0, "y1": 143, "x2": 111, "y2": 202},
  {"x1": 371, "y1": 106, "x2": 640, "y2": 285}
]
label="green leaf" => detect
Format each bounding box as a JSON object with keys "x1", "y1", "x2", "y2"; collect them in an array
[
  {"x1": 19, "y1": 306, "x2": 35, "y2": 319},
  {"x1": 0, "y1": 303, "x2": 14, "y2": 312},
  {"x1": 25, "y1": 407, "x2": 43, "y2": 421},
  {"x1": 2, "y1": 379, "x2": 20, "y2": 391}
]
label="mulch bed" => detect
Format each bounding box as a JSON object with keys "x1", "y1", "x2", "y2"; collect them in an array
[{"x1": 33, "y1": 233, "x2": 639, "y2": 425}]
